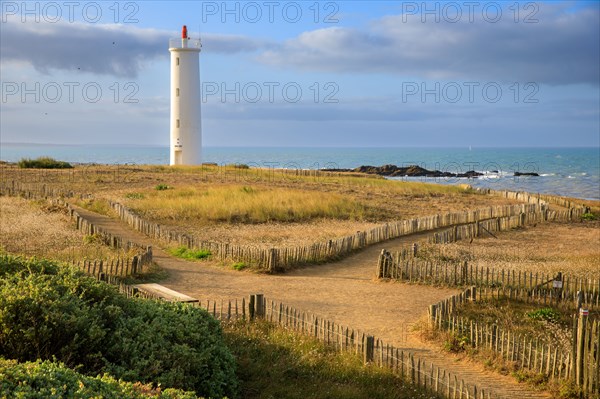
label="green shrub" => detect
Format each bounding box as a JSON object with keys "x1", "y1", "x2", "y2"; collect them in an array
[
  {"x1": 443, "y1": 333, "x2": 470, "y2": 353},
  {"x1": 0, "y1": 359, "x2": 200, "y2": 399},
  {"x1": 225, "y1": 164, "x2": 249, "y2": 169},
  {"x1": 18, "y1": 157, "x2": 73, "y2": 169},
  {"x1": 155, "y1": 184, "x2": 171, "y2": 191},
  {"x1": 582, "y1": 212, "x2": 598, "y2": 221},
  {"x1": 169, "y1": 246, "x2": 211, "y2": 260},
  {"x1": 126, "y1": 192, "x2": 146, "y2": 199},
  {"x1": 526, "y1": 308, "x2": 560, "y2": 323},
  {"x1": 232, "y1": 262, "x2": 247, "y2": 271},
  {"x1": 0, "y1": 254, "x2": 237, "y2": 398}
]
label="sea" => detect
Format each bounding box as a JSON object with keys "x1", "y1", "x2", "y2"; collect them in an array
[{"x1": 1, "y1": 144, "x2": 599, "y2": 201}]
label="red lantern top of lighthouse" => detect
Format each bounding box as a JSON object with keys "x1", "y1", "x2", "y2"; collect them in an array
[{"x1": 169, "y1": 25, "x2": 201, "y2": 50}]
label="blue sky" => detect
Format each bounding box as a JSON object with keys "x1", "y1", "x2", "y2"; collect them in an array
[{"x1": 1, "y1": 0, "x2": 599, "y2": 147}]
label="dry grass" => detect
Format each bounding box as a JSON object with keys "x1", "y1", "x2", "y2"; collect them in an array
[
  {"x1": 0, "y1": 164, "x2": 536, "y2": 247},
  {"x1": 121, "y1": 185, "x2": 377, "y2": 224},
  {"x1": 0, "y1": 196, "x2": 132, "y2": 261},
  {"x1": 420, "y1": 221, "x2": 600, "y2": 278},
  {"x1": 189, "y1": 219, "x2": 384, "y2": 247}
]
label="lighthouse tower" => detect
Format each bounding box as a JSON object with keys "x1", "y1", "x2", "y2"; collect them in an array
[{"x1": 169, "y1": 25, "x2": 202, "y2": 165}]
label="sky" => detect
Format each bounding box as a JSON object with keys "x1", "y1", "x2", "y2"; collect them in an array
[{"x1": 1, "y1": 0, "x2": 599, "y2": 147}]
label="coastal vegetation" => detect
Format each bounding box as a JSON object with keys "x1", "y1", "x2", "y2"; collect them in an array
[
  {"x1": 0, "y1": 255, "x2": 438, "y2": 399},
  {"x1": 1, "y1": 162, "x2": 598, "y2": 398},
  {"x1": 416, "y1": 220, "x2": 600, "y2": 279},
  {"x1": 1, "y1": 162, "x2": 521, "y2": 248},
  {"x1": 0, "y1": 196, "x2": 131, "y2": 261},
  {"x1": 225, "y1": 320, "x2": 440, "y2": 399},
  {"x1": 121, "y1": 185, "x2": 376, "y2": 224},
  {"x1": 0, "y1": 255, "x2": 237, "y2": 398},
  {"x1": 17, "y1": 156, "x2": 73, "y2": 169},
  {"x1": 0, "y1": 359, "x2": 199, "y2": 399}
]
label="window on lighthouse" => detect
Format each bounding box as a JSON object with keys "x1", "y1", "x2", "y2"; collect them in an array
[
  {"x1": 176, "y1": 119, "x2": 180, "y2": 128},
  {"x1": 176, "y1": 88, "x2": 180, "y2": 97},
  {"x1": 176, "y1": 57, "x2": 180, "y2": 66}
]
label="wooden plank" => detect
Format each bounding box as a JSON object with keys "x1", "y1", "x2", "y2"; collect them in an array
[{"x1": 133, "y1": 283, "x2": 198, "y2": 303}]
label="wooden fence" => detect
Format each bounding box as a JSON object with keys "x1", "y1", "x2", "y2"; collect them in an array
[
  {"x1": 110, "y1": 198, "x2": 566, "y2": 272},
  {"x1": 428, "y1": 288, "x2": 599, "y2": 396},
  {"x1": 377, "y1": 249, "x2": 599, "y2": 305},
  {"x1": 88, "y1": 277, "x2": 499, "y2": 399},
  {"x1": 188, "y1": 294, "x2": 500, "y2": 399},
  {"x1": 65, "y1": 201, "x2": 153, "y2": 270},
  {"x1": 428, "y1": 207, "x2": 587, "y2": 245},
  {"x1": 74, "y1": 256, "x2": 149, "y2": 277},
  {"x1": 573, "y1": 315, "x2": 599, "y2": 397},
  {"x1": 483, "y1": 188, "x2": 594, "y2": 211},
  {"x1": 0, "y1": 184, "x2": 152, "y2": 277},
  {"x1": 0, "y1": 180, "x2": 589, "y2": 273}
]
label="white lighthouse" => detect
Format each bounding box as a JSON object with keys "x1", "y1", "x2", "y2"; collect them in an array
[{"x1": 169, "y1": 25, "x2": 202, "y2": 165}]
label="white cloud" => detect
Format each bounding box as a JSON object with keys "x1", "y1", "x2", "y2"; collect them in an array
[
  {"x1": 256, "y1": 3, "x2": 600, "y2": 85},
  {"x1": 0, "y1": 22, "x2": 269, "y2": 78}
]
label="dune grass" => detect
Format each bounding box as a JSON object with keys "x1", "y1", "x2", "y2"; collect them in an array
[
  {"x1": 1, "y1": 163, "x2": 527, "y2": 247},
  {"x1": 0, "y1": 197, "x2": 132, "y2": 261},
  {"x1": 225, "y1": 320, "x2": 439, "y2": 399},
  {"x1": 122, "y1": 185, "x2": 376, "y2": 224},
  {"x1": 416, "y1": 221, "x2": 600, "y2": 278}
]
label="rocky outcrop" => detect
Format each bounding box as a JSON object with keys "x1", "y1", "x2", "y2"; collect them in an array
[{"x1": 324, "y1": 164, "x2": 483, "y2": 178}]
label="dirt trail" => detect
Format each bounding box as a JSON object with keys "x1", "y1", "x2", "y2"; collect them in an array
[{"x1": 73, "y1": 205, "x2": 550, "y2": 399}]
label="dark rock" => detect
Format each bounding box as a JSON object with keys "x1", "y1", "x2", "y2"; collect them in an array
[
  {"x1": 514, "y1": 172, "x2": 540, "y2": 177},
  {"x1": 342, "y1": 164, "x2": 483, "y2": 178}
]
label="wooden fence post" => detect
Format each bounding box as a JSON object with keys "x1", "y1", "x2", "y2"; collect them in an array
[
  {"x1": 364, "y1": 336, "x2": 374, "y2": 364},
  {"x1": 249, "y1": 295, "x2": 255, "y2": 320},
  {"x1": 256, "y1": 294, "x2": 265, "y2": 319},
  {"x1": 574, "y1": 312, "x2": 586, "y2": 389}
]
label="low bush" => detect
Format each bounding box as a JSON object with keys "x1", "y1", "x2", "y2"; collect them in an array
[
  {"x1": 0, "y1": 254, "x2": 237, "y2": 398},
  {"x1": 581, "y1": 212, "x2": 598, "y2": 221},
  {"x1": 17, "y1": 157, "x2": 73, "y2": 169},
  {"x1": 232, "y1": 262, "x2": 247, "y2": 271},
  {"x1": 443, "y1": 332, "x2": 470, "y2": 353},
  {"x1": 526, "y1": 308, "x2": 560, "y2": 323},
  {"x1": 0, "y1": 359, "x2": 200, "y2": 399},
  {"x1": 169, "y1": 246, "x2": 211, "y2": 260}
]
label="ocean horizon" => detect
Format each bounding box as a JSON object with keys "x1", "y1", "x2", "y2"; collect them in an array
[{"x1": 1, "y1": 144, "x2": 599, "y2": 201}]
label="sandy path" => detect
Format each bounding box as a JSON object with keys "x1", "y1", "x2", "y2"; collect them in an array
[{"x1": 73, "y1": 205, "x2": 550, "y2": 399}]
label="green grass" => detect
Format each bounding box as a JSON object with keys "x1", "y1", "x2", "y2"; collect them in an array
[
  {"x1": 526, "y1": 308, "x2": 561, "y2": 323},
  {"x1": 224, "y1": 320, "x2": 440, "y2": 399},
  {"x1": 169, "y1": 246, "x2": 212, "y2": 260},
  {"x1": 123, "y1": 185, "x2": 375, "y2": 224},
  {"x1": 17, "y1": 156, "x2": 73, "y2": 169},
  {"x1": 232, "y1": 262, "x2": 248, "y2": 271},
  {"x1": 582, "y1": 212, "x2": 598, "y2": 221}
]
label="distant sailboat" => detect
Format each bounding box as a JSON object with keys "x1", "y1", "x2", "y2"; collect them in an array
[{"x1": 469, "y1": 145, "x2": 472, "y2": 151}]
